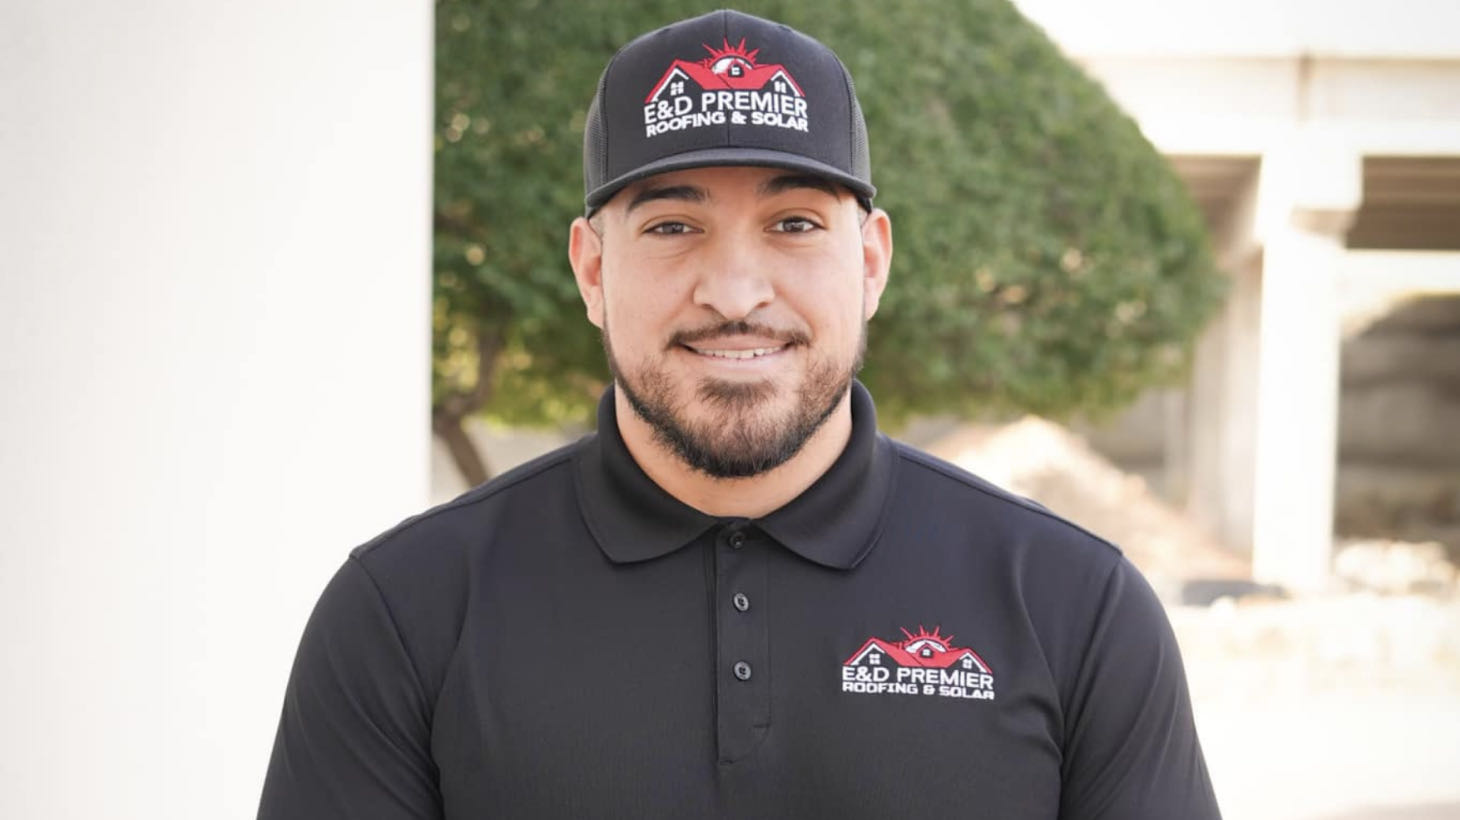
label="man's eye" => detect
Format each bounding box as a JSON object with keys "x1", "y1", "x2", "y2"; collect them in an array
[
  {"x1": 647, "y1": 221, "x2": 693, "y2": 235},
  {"x1": 774, "y1": 216, "x2": 820, "y2": 233}
]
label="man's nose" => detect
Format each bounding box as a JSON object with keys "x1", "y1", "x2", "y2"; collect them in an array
[{"x1": 691, "y1": 236, "x2": 775, "y2": 320}]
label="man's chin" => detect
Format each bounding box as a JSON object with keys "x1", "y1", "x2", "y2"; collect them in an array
[
  {"x1": 623, "y1": 383, "x2": 813, "y2": 478},
  {"x1": 658, "y1": 414, "x2": 812, "y2": 479},
  {"x1": 693, "y1": 375, "x2": 782, "y2": 412},
  {"x1": 684, "y1": 406, "x2": 791, "y2": 443},
  {"x1": 608, "y1": 340, "x2": 858, "y2": 479}
]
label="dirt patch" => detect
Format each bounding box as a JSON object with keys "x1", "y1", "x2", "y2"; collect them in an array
[{"x1": 923, "y1": 416, "x2": 1250, "y2": 597}]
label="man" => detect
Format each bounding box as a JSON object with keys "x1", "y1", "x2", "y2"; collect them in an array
[{"x1": 259, "y1": 10, "x2": 1220, "y2": 819}]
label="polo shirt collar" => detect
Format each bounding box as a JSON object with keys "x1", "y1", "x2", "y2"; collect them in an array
[{"x1": 574, "y1": 380, "x2": 896, "y2": 570}]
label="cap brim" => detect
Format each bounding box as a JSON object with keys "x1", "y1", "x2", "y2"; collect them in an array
[{"x1": 585, "y1": 147, "x2": 876, "y2": 214}]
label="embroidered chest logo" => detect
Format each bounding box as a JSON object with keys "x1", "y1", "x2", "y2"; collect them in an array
[
  {"x1": 841, "y1": 626, "x2": 996, "y2": 701},
  {"x1": 642, "y1": 37, "x2": 810, "y2": 138}
]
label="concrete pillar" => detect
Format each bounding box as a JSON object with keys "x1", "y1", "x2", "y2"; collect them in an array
[
  {"x1": 1187, "y1": 164, "x2": 1262, "y2": 555},
  {"x1": 0, "y1": 3, "x2": 432, "y2": 818},
  {"x1": 1249, "y1": 139, "x2": 1361, "y2": 591}
]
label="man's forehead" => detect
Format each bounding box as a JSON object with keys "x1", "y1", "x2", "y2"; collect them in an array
[{"x1": 614, "y1": 166, "x2": 847, "y2": 212}]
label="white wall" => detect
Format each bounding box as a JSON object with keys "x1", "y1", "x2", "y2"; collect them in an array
[
  {"x1": 0, "y1": 2, "x2": 433, "y2": 817},
  {"x1": 1012, "y1": 0, "x2": 1460, "y2": 58}
]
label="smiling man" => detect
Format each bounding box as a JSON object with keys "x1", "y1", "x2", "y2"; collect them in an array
[
  {"x1": 572, "y1": 163, "x2": 888, "y2": 515},
  {"x1": 259, "y1": 10, "x2": 1221, "y2": 820}
]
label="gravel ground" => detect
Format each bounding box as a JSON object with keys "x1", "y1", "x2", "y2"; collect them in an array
[{"x1": 1173, "y1": 594, "x2": 1460, "y2": 819}]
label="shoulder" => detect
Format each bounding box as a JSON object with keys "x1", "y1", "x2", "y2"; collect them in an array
[
  {"x1": 882, "y1": 439, "x2": 1148, "y2": 669},
  {"x1": 334, "y1": 438, "x2": 588, "y2": 693},
  {"x1": 887, "y1": 437, "x2": 1124, "y2": 563},
  {"x1": 351, "y1": 438, "x2": 585, "y2": 569}
]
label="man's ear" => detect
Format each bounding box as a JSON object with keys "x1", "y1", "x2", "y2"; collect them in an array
[
  {"x1": 860, "y1": 207, "x2": 892, "y2": 320},
  {"x1": 568, "y1": 216, "x2": 605, "y2": 328}
]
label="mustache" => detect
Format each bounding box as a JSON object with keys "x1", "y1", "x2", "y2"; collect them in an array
[{"x1": 669, "y1": 320, "x2": 810, "y2": 348}]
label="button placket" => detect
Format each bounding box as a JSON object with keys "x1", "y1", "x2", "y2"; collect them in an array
[{"x1": 714, "y1": 525, "x2": 770, "y2": 764}]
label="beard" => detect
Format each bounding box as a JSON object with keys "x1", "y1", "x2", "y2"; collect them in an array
[{"x1": 603, "y1": 317, "x2": 865, "y2": 479}]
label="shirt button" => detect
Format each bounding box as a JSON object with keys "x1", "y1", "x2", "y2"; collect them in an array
[
  {"x1": 732, "y1": 592, "x2": 750, "y2": 612},
  {"x1": 733, "y1": 661, "x2": 753, "y2": 681},
  {"x1": 728, "y1": 531, "x2": 746, "y2": 549}
]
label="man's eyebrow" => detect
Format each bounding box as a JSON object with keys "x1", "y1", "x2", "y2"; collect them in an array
[
  {"x1": 757, "y1": 173, "x2": 842, "y2": 200},
  {"x1": 624, "y1": 184, "x2": 708, "y2": 213}
]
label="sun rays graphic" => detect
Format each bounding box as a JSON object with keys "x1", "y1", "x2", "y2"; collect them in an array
[
  {"x1": 899, "y1": 625, "x2": 956, "y2": 656},
  {"x1": 701, "y1": 37, "x2": 762, "y2": 75}
]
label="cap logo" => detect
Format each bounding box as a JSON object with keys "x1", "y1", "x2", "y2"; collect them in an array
[{"x1": 642, "y1": 38, "x2": 810, "y2": 139}]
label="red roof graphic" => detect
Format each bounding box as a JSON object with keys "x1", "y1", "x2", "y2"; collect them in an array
[
  {"x1": 645, "y1": 38, "x2": 805, "y2": 103},
  {"x1": 842, "y1": 627, "x2": 993, "y2": 675}
]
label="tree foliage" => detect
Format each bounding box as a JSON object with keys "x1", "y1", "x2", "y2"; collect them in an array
[{"x1": 433, "y1": 0, "x2": 1224, "y2": 480}]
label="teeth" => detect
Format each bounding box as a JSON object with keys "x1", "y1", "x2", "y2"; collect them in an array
[{"x1": 695, "y1": 346, "x2": 783, "y2": 360}]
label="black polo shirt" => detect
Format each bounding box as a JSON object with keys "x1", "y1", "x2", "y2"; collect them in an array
[{"x1": 259, "y1": 383, "x2": 1220, "y2": 819}]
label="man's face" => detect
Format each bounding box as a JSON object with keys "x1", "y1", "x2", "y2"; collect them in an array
[{"x1": 568, "y1": 165, "x2": 892, "y2": 478}]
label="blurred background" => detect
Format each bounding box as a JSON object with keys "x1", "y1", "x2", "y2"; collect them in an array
[{"x1": 2, "y1": 0, "x2": 1457, "y2": 817}]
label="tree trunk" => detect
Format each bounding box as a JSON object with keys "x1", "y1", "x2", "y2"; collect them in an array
[
  {"x1": 431, "y1": 326, "x2": 503, "y2": 488},
  {"x1": 433, "y1": 409, "x2": 490, "y2": 488}
]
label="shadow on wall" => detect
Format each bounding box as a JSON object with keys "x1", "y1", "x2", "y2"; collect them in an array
[{"x1": 1337, "y1": 294, "x2": 1460, "y2": 562}]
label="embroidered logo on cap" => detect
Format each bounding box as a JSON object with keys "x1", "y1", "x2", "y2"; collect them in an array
[
  {"x1": 841, "y1": 626, "x2": 996, "y2": 701},
  {"x1": 642, "y1": 38, "x2": 810, "y2": 138}
]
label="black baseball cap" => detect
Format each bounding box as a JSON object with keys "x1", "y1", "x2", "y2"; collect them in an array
[{"x1": 582, "y1": 9, "x2": 875, "y2": 215}]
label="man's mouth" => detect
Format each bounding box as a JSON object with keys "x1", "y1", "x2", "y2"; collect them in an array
[{"x1": 683, "y1": 344, "x2": 788, "y2": 360}]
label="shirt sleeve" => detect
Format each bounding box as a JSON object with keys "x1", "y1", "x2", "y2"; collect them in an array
[
  {"x1": 258, "y1": 557, "x2": 443, "y2": 820},
  {"x1": 1057, "y1": 557, "x2": 1222, "y2": 820}
]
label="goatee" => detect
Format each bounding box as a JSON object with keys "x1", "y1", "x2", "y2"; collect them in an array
[{"x1": 603, "y1": 319, "x2": 863, "y2": 479}]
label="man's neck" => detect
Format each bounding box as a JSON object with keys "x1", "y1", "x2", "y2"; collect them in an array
[{"x1": 614, "y1": 390, "x2": 854, "y2": 519}]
